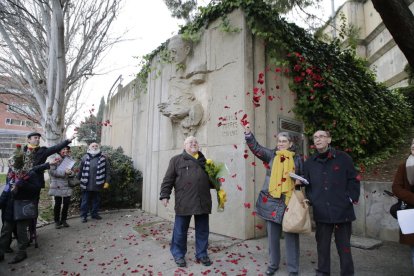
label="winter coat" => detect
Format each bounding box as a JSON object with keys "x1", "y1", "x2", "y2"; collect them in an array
[
  {"x1": 77, "y1": 153, "x2": 109, "y2": 192},
  {"x1": 304, "y1": 148, "x2": 360, "y2": 224},
  {"x1": 48, "y1": 156, "x2": 73, "y2": 197},
  {"x1": 0, "y1": 163, "x2": 50, "y2": 222},
  {"x1": 0, "y1": 169, "x2": 14, "y2": 222},
  {"x1": 23, "y1": 139, "x2": 71, "y2": 188},
  {"x1": 14, "y1": 163, "x2": 50, "y2": 201},
  {"x1": 245, "y1": 133, "x2": 304, "y2": 221},
  {"x1": 392, "y1": 162, "x2": 414, "y2": 245},
  {"x1": 159, "y1": 150, "x2": 212, "y2": 216}
]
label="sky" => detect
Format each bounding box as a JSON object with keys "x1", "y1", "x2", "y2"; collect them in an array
[{"x1": 76, "y1": 0, "x2": 346, "y2": 126}]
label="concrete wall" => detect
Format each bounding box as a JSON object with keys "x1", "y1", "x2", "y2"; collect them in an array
[
  {"x1": 322, "y1": 0, "x2": 414, "y2": 88},
  {"x1": 354, "y1": 181, "x2": 400, "y2": 242}
]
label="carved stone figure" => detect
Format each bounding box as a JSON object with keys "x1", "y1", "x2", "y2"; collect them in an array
[{"x1": 158, "y1": 35, "x2": 205, "y2": 137}]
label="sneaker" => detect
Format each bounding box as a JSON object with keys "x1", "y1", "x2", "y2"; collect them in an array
[
  {"x1": 174, "y1": 258, "x2": 186, "y2": 267},
  {"x1": 92, "y1": 215, "x2": 102, "y2": 220},
  {"x1": 61, "y1": 221, "x2": 70, "y2": 227},
  {"x1": 196, "y1": 256, "x2": 212, "y2": 266},
  {"x1": 81, "y1": 217, "x2": 87, "y2": 223},
  {"x1": 265, "y1": 268, "x2": 278, "y2": 276},
  {"x1": 55, "y1": 222, "x2": 62, "y2": 229}
]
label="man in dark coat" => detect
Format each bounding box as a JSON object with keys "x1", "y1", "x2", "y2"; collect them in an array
[
  {"x1": 160, "y1": 136, "x2": 213, "y2": 268},
  {"x1": 304, "y1": 130, "x2": 360, "y2": 276},
  {"x1": 78, "y1": 142, "x2": 110, "y2": 223},
  {"x1": 24, "y1": 132, "x2": 76, "y2": 188}
]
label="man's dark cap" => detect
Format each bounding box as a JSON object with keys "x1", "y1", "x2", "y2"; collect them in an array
[{"x1": 27, "y1": 132, "x2": 42, "y2": 138}]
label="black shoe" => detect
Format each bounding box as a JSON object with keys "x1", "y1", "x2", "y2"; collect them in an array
[
  {"x1": 5, "y1": 247, "x2": 13, "y2": 253},
  {"x1": 61, "y1": 221, "x2": 70, "y2": 227},
  {"x1": 8, "y1": 253, "x2": 27, "y2": 264},
  {"x1": 174, "y1": 258, "x2": 186, "y2": 267},
  {"x1": 0, "y1": 254, "x2": 4, "y2": 262},
  {"x1": 265, "y1": 268, "x2": 278, "y2": 276},
  {"x1": 81, "y1": 217, "x2": 87, "y2": 223},
  {"x1": 196, "y1": 256, "x2": 212, "y2": 266},
  {"x1": 55, "y1": 222, "x2": 62, "y2": 229},
  {"x1": 92, "y1": 215, "x2": 102, "y2": 220}
]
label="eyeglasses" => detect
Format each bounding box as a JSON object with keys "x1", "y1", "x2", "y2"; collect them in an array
[{"x1": 313, "y1": 135, "x2": 328, "y2": 140}]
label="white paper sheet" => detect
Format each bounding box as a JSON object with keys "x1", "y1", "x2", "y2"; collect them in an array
[
  {"x1": 56, "y1": 157, "x2": 76, "y2": 174},
  {"x1": 397, "y1": 209, "x2": 414, "y2": 234},
  {"x1": 289, "y1": 172, "x2": 309, "y2": 185}
]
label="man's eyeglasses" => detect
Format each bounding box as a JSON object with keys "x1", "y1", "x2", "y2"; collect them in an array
[{"x1": 313, "y1": 135, "x2": 328, "y2": 140}]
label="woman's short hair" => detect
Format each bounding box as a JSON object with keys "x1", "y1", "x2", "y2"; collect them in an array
[{"x1": 277, "y1": 132, "x2": 296, "y2": 152}]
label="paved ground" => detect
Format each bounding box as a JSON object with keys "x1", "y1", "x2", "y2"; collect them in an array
[{"x1": 0, "y1": 209, "x2": 412, "y2": 276}]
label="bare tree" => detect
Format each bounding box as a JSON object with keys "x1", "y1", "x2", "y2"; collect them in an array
[
  {"x1": 371, "y1": 0, "x2": 414, "y2": 69},
  {"x1": 0, "y1": 0, "x2": 122, "y2": 145}
]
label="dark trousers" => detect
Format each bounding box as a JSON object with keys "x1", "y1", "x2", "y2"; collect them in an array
[
  {"x1": 80, "y1": 191, "x2": 100, "y2": 218},
  {"x1": 0, "y1": 219, "x2": 29, "y2": 257},
  {"x1": 170, "y1": 214, "x2": 209, "y2": 260},
  {"x1": 54, "y1": 196, "x2": 71, "y2": 223},
  {"x1": 315, "y1": 222, "x2": 354, "y2": 276}
]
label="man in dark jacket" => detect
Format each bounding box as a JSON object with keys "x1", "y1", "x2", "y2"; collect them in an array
[
  {"x1": 25, "y1": 132, "x2": 76, "y2": 188},
  {"x1": 304, "y1": 130, "x2": 360, "y2": 276},
  {"x1": 78, "y1": 142, "x2": 110, "y2": 223},
  {"x1": 160, "y1": 136, "x2": 213, "y2": 268}
]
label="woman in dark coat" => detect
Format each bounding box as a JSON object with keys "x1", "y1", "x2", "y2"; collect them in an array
[
  {"x1": 243, "y1": 124, "x2": 303, "y2": 276},
  {"x1": 392, "y1": 139, "x2": 414, "y2": 267}
]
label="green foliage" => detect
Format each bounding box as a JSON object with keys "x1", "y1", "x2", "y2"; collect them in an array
[
  {"x1": 69, "y1": 145, "x2": 143, "y2": 208},
  {"x1": 75, "y1": 114, "x2": 100, "y2": 145},
  {"x1": 219, "y1": 16, "x2": 241, "y2": 33},
  {"x1": 397, "y1": 85, "x2": 414, "y2": 122},
  {"x1": 0, "y1": 174, "x2": 6, "y2": 184},
  {"x1": 136, "y1": 0, "x2": 411, "y2": 164}
]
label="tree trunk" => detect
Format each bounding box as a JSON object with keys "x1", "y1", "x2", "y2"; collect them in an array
[{"x1": 371, "y1": 0, "x2": 414, "y2": 69}]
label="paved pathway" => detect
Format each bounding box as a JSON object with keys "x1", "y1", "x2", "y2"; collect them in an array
[{"x1": 0, "y1": 209, "x2": 412, "y2": 275}]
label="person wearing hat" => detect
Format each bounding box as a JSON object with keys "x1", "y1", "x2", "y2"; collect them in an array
[{"x1": 25, "y1": 132, "x2": 76, "y2": 188}]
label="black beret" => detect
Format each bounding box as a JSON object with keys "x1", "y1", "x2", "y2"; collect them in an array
[{"x1": 27, "y1": 132, "x2": 42, "y2": 138}]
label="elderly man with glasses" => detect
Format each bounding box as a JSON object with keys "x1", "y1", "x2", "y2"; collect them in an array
[{"x1": 303, "y1": 130, "x2": 360, "y2": 276}]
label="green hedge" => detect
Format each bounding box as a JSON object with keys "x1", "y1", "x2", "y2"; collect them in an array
[{"x1": 70, "y1": 145, "x2": 142, "y2": 208}]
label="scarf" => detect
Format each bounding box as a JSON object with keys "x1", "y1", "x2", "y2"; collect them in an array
[
  {"x1": 406, "y1": 155, "x2": 414, "y2": 185},
  {"x1": 268, "y1": 149, "x2": 295, "y2": 205},
  {"x1": 80, "y1": 153, "x2": 106, "y2": 185}
]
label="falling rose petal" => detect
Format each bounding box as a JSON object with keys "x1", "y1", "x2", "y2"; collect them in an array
[
  {"x1": 251, "y1": 211, "x2": 256, "y2": 216},
  {"x1": 262, "y1": 196, "x2": 268, "y2": 203},
  {"x1": 255, "y1": 224, "x2": 263, "y2": 230},
  {"x1": 237, "y1": 185, "x2": 243, "y2": 191},
  {"x1": 224, "y1": 105, "x2": 230, "y2": 109},
  {"x1": 243, "y1": 154, "x2": 249, "y2": 159},
  {"x1": 271, "y1": 211, "x2": 276, "y2": 217},
  {"x1": 356, "y1": 174, "x2": 362, "y2": 181},
  {"x1": 263, "y1": 162, "x2": 270, "y2": 170},
  {"x1": 244, "y1": 203, "x2": 251, "y2": 208},
  {"x1": 218, "y1": 178, "x2": 225, "y2": 183},
  {"x1": 268, "y1": 95, "x2": 274, "y2": 101},
  {"x1": 231, "y1": 174, "x2": 237, "y2": 178},
  {"x1": 251, "y1": 162, "x2": 256, "y2": 166},
  {"x1": 233, "y1": 144, "x2": 238, "y2": 149}
]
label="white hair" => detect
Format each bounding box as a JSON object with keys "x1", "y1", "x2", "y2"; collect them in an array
[{"x1": 184, "y1": 136, "x2": 197, "y2": 145}]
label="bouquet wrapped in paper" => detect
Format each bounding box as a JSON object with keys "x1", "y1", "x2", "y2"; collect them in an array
[{"x1": 205, "y1": 159, "x2": 228, "y2": 212}]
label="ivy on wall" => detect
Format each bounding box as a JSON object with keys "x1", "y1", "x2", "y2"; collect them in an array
[{"x1": 135, "y1": 0, "x2": 412, "y2": 164}]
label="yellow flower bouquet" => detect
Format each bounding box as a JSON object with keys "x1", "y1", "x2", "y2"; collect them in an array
[{"x1": 205, "y1": 159, "x2": 228, "y2": 212}]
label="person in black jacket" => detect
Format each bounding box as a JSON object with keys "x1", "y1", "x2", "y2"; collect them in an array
[
  {"x1": 0, "y1": 160, "x2": 56, "y2": 264},
  {"x1": 24, "y1": 132, "x2": 76, "y2": 188},
  {"x1": 304, "y1": 130, "x2": 360, "y2": 276},
  {"x1": 160, "y1": 136, "x2": 213, "y2": 268}
]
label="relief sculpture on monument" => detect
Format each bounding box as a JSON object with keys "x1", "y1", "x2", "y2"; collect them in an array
[{"x1": 157, "y1": 35, "x2": 207, "y2": 137}]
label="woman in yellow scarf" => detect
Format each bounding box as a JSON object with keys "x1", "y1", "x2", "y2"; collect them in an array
[{"x1": 243, "y1": 124, "x2": 303, "y2": 276}]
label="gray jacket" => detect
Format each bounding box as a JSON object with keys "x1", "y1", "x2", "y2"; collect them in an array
[
  {"x1": 245, "y1": 133, "x2": 304, "y2": 221},
  {"x1": 48, "y1": 156, "x2": 73, "y2": 197}
]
